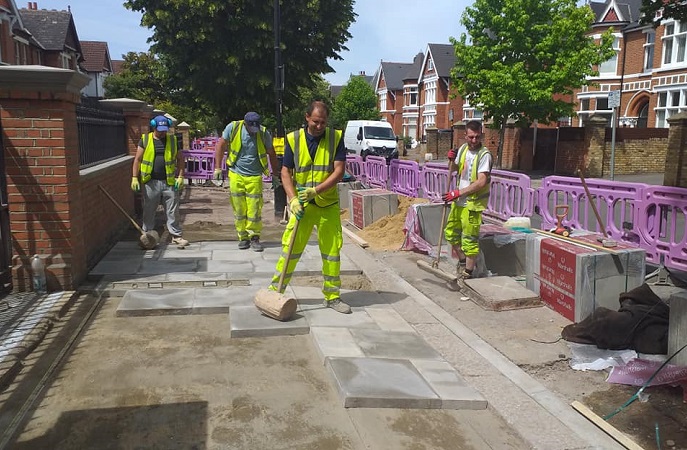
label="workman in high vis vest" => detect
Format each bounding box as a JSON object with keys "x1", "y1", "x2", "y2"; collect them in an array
[
  {"x1": 267, "y1": 100, "x2": 351, "y2": 314},
  {"x1": 214, "y1": 112, "x2": 279, "y2": 252},
  {"x1": 131, "y1": 115, "x2": 188, "y2": 247},
  {"x1": 442, "y1": 119, "x2": 492, "y2": 287}
]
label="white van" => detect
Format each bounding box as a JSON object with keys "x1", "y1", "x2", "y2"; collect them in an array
[{"x1": 343, "y1": 120, "x2": 399, "y2": 163}]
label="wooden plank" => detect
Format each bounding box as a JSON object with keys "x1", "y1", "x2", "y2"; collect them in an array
[
  {"x1": 342, "y1": 225, "x2": 369, "y2": 248},
  {"x1": 571, "y1": 401, "x2": 645, "y2": 450}
]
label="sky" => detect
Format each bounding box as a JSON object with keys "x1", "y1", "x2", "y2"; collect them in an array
[{"x1": 30, "y1": 0, "x2": 468, "y2": 85}]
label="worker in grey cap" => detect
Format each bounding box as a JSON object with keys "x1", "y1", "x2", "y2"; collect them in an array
[{"x1": 214, "y1": 112, "x2": 279, "y2": 252}]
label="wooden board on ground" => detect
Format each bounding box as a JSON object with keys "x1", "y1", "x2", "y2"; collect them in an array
[{"x1": 571, "y1": 401, "x2": 645, "y2": 450}]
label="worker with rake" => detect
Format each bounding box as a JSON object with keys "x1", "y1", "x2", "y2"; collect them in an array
[{"x1": 442, "y1": 119, "x2": 492, "y2": 288}]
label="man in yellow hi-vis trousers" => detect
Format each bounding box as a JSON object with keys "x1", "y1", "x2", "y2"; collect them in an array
[
  {"x1": 267, "y1": 100, "x2": 351, "y2": 314},
  {"x1": 214, "y1": 112, "x2": 279, "y2": 252}
]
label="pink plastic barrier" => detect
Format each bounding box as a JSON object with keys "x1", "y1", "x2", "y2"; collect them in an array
[
  {"x1": 420, "y1": 162, "x2": 455, "y2": 203},
  {"x1": 389, "y1": 159, "x2": 421, "y2": 197},
  {"x1": 537, "y1": 176, "x2": 648, "y2": 243},
  {"x1": 190, "y1": 137, "x2": 218, "y2": 151},
  {"x1": 637, "y1": 186, "x2": 687, "y2": 270},
  {"x1": 364, "y1": 156, "x2": 389, "y2": 189},
  {"x1": 485, "y1": 169, "x2": 536, "y2": 222},
  {"x1": 182, "y1": 150, "x2": 216, "y2": 180},
  {"x1": 346, "y1": 155, "x2": 365, "y2": 185}
]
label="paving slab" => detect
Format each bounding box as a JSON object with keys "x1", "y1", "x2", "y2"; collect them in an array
[
  {"x1": 228, "y1": 305, "x2": 309, "y2": 338},
  {"x1": 326, "y1": 357, "x2": 440, "y2": 409},
  {"x1": 410, "y1": 359, "x2": 488, "y2": 410},
  {"x1": 350, "y1": 328, "x2": 442, "y2": 360},
  {"x1": 464, "y1": 276, "x2": 542, "y2": 311},
  {"x1": 116, "y1": 288, "x2": 195, "y2": 317},
  {"x1": 310, "y1": 327, "x2": 365, "y2": 363},
  {"x1": 138, "y1": 259, "x2": 199, "y2": 274},
  {"x1": 365, "y1": 306, "x2": 416, "y2": 332}
]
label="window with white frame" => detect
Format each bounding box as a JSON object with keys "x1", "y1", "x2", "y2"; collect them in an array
[
  {"x1": 405, "y1": 86, "x2": 418, "y2": 106},
  {"x1": 61, "y1": 53, "x2": 71, "y2": 69},
  {"x1": 424, "y1": 80, "x2": 436, "y2": 105},
  {"x1": 599, "y1": 37, "x2": 620, "y2": 74},
  {"x1": 428, "y1": 59, "x2": 434, "y2": 71},
  {"x1": 644, "y1": 31, "x2": 655, "y2": 71},
  {"x1": 655, "y1": 88, "x2": 687, "y2": 128},
  {"x1": 379, "y1": 91, "x2": 387, "y2": 111},
  {"x1": 662, "y1": 21, "x2": 686, "y2": 67}
]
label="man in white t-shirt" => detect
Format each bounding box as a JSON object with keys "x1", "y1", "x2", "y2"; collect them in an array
[{"x1": 442, "y1": 120, "x2": 493, "y2": 284}]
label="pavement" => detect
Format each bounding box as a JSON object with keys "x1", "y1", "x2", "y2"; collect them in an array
[{"x1": 3, "y1": 182, "x2": 680, "y2": 448}]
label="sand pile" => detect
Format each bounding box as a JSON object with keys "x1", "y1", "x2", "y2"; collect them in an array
[{"x1": 357, "y1": 196, "x2": 430, "y2": 251}]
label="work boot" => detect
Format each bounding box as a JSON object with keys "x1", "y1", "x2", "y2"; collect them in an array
[
  {"x1": 323, "y1": 298, "x2": 351, "y2": 314},
  {"x1": 238, "y1": 239, "x2": 250, "y2": 250},
  {"x1": 250, "y1": 236, "x2": 264, "y2": 252},
  {"x1": 171, "y1": 236, "x2": 189, "y2": 247}
]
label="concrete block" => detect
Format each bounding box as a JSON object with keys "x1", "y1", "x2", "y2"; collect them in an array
[
  {"x1": 229, "y1": 305, "x2": 309, "y2": 338},
  {"x1": 668, "y1": 291, "x2": 687, "y2": 366},
  {"x1": 464, "y1": 276, "x2": 541, "y2": 311},
  {"x1": 326, "y1": 357, "x2": 440, "y2": 408},
  {"x1": 338, "y1": 181, "x2": 363, "y2": 211},
  {"x1": 116, "y1": 288, "x2": 195, "y2": 317},
  {"x1": 479, "y1": 223, "x2": 528, "y2": 277},
  {"x1": 349, "y1": 189, "x2": 398, "y2": 230}
]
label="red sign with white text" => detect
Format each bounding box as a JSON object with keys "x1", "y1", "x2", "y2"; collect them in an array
[{"x1": 539, "y1": 238, "x2": 587, "y2": 321}]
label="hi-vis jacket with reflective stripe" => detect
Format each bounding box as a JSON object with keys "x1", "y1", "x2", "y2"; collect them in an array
[
  {"x1": 226, "y1": 120, "x2": 269, "y2": 176},
  {"x1": 139, "y1": 133, "x2": 177, "y2": 185},
  {"x1": 287, "y1": 127, "x2": 342, "y2": 207},
  {"x1": 455, "y1": 143, "x2": 491, "y2": 211}
]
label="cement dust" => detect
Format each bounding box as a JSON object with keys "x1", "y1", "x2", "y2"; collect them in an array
[{"x1": 357, "y1": 196, "x2": 430, "y2": 251}]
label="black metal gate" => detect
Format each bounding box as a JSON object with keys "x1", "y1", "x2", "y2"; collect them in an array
[{"x1": 0, "y1": 116, "x2": 13, "y2": 293}]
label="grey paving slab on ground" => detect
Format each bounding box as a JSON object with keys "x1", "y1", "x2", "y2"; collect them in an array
[
  {"x1": 464, "y1": 275, "x2": 542, "y2": 311},
  {"x1": 229, "y1": 305, "x2": 309, "y2": 337}
]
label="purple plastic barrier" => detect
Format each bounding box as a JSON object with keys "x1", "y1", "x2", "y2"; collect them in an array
[
  {"x1": 388, "y1": 159, "x2": 421, "y2": 197},
  {"x1": 346, "y1": 155, "x2": 366, "y2": 185},
  {"x1": 537, "y1": 176, "x2": 648, "y2": 244},
  {"x1": 182, "y1": 150, "x2": 216, "y2": 180},
  {"x1": 637, "y1": 186, "x2": 687, "y2": 271},
  {"x1": 484, "y1": 169, "x2": 536, "y2": 222},
  {"x1": 420, "y1": 162, "x2": 455, "y2": 203},
  {"x1": 364, "y1": 156, "x2": 389, "y2": 189}
]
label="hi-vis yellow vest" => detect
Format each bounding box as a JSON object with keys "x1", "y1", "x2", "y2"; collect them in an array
[
  {"x1": 455, "y1": 143, "x2": 491, "y2": 211},
  {"x1": 287, "y1": 127, "x2": 342, "y2": 207},
  {"x1": 226, "y1": 120, "x2": 269, "y2": 176},
  {"x1": 140, "y1": 132, "x2": 177, "y2": 185}
]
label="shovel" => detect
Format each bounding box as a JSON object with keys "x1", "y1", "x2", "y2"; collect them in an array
[
  {"x1": 98, "y1": 185, "x2": 160, "y2": 250},
  {"x1": 253, "y1": 218, "x2": 300, "y2": 321}
]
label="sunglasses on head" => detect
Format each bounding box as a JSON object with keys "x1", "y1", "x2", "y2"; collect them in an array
[{"x1": 246, "y1": 121, "x2": 260, "y2": 127}]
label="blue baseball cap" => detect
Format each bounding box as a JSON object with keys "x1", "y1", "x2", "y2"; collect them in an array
[
  {"x1": 153, "y1": 115, "x2": 170, "y2": 131},
  {"x1": 244, "y1": 112, "x2": 261, "y2": 133}
]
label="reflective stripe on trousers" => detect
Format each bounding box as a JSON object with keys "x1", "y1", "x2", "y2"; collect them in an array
[
  {"x1": 229, "y1": 171, "x2": 263, "y2": 240},
  {"x1": 444, "y1": 204, "x2": 483, "y2": 257},
  {"x1": 142, "y1": 179, "x2": 182, "y2": 236},
  {"x1": 269, "y1": 203, "x2": 342, "y2": 301}
]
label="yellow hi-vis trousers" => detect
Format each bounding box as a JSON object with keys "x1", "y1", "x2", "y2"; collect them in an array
[
  {"x1": 228, "y1": 171, "x2": 263, "y2": 240},
  {"x1": 269, "y1": 202, "x2": 342, "y2": 301},
  {"x1": 444, "y1": 204, "x2": 483, "y2": 257}
]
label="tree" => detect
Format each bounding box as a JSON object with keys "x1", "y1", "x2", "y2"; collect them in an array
[
  {"x1": 280, "y1": 74, "x2": 333, "y2": 132},
  {"x1": 123, "y1": 0, "x2": 355, "y2": 124},
  {"x1": 331, "y1": 75, "x2": 379, "y2": 128},
  {"x1": 640, "y1": 0, "x2": 687, "y2": 26},
  {"x1": 451, "y1": 0, "x2": 615, "y2": 167}
]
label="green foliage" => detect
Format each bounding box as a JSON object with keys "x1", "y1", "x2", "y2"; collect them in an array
[
  {"x1": 640, "y1": 0, "x2": 687, "y2": 26},
  {"x1": 279, "y1": 74, "x2": 333, "y2": 133},
  {"x1": 331, "y1": 75, "x2": 380, "y2": 128},
  {"x1": 451, "y1": 0, "x2": 615, "y2": 127},
  {"x1": 123, "y1": 0, "x2": 355, "y2": 124}
]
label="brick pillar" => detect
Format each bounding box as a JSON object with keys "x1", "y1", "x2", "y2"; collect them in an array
[
  {"x1": 500, "y1": 119, "x2": 518, "y2": 169},
  {"x1": 664, "y1": 112, "x2": 687, "y2": 187},
  {"x1": 452, "y1": 121, "x2": 465, "y2": 149},
  {"x1": 426, "y1": 127, "x2": 438, "y2": 159},
  {"x1": 584, "y1": 114, "x2": 608, "y2": 178},
  {"x1": 176, "y1": 122, "x2": 191, "y2": 150},
  {"x1": 0, "y1": 66, "x2": 89, "y2": 291}
]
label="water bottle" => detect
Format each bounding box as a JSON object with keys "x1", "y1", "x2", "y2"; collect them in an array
[{"x1": 30, "y1": 254, "x2": 47, "y2": 294}]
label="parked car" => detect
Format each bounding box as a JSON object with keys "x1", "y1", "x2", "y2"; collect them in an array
[{"x1": 343, "y1": 120, "x2": 399, "y2": 164}]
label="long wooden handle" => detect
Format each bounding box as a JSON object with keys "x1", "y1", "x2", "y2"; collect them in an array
[
  {"x1": 277, "y1": 218, "x2": 300, "y2": 292},
  {"x1": 577, "y1": 170, "x2": 607, "y2": 238},
  {"x1": 98, "y1": 185, "x2": 145, "y2": 236}
]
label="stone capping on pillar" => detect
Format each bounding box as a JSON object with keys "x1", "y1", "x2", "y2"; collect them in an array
[
  {"x1": 0, "y1": 65, "x2": 89, "y2": 94},
  {"x1": 99, "y1": 98, "x2": 153, "y2": 115}
]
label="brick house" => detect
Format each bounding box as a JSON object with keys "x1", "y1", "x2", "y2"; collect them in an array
[
  {"x1": 574, "y1": 0, "x2": 687, "y2": 128},
  {"x1": 80, "y1": 41, "x2": 113, "y2": 98},
  {"x1": 371, "y1": 54, "x2": 421, "y2": 137}
]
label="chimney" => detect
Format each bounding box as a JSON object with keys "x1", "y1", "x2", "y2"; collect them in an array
[{"x1": 359, "y1": 71, "x2": 366, "y2": 76}]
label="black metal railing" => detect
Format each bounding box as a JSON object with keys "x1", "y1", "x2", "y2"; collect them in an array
[{"x1": 76, "y1": 98, "x2": 127, "y2": 168}]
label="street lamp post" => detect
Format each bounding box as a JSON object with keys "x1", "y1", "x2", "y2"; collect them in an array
[{"x1": 273, "y1": 0, "x2": 286, "y2": 216}]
